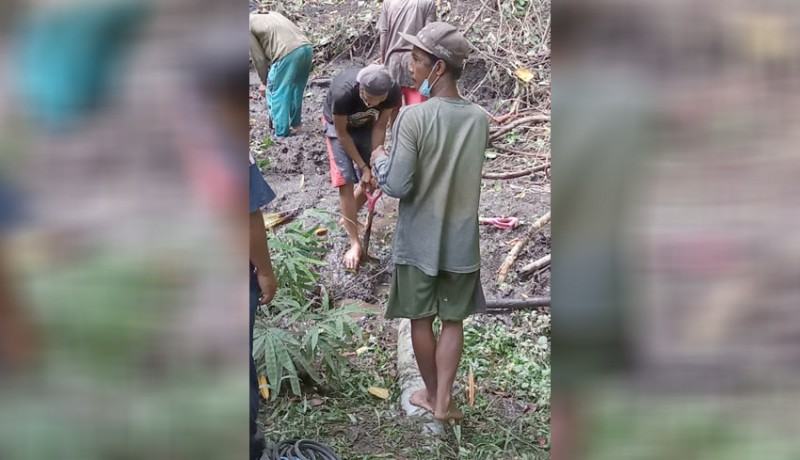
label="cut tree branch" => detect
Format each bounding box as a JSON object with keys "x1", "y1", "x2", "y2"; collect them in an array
[
  {"x1": 482, "y1": 163, "x2": 548, "y2": 180},
  {"x1": 492, "y1": 108, "x2": 536, "y2": 125},
  {"x1": 309, "y1": 78, "x2": 332, "y2": 87},
  {"x1": 497, "y1": 211, "x2": 550, "y2": 285},
  {"x1": 490, "y1": 143, "x2": 549, "y2": 158},
  {"x1": 490, "y1": 114, "x2": 550, "y2": 141},
  {"x1": 519, "y1": 254, "x2": 551, "y2": 278},
  {"x1": 486, "y1": 297, "x2": 550, "y2": 314}
]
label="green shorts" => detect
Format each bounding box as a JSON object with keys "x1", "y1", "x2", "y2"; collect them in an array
[{"x1": 386, "y1": 265, "x2": 486, "y2": 321}]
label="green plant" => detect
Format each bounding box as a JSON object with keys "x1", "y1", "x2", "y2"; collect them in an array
[
  {"x1": 462, "y1": 312, "x2": 550, "y2": 403},
  {"x1": 267, "y1": 220, "x2": 328, "y2": 300},
  {"x1": 253, "y1": 214, "x2": 365, "y2": 398},
  {"x1": 254, "y1": 290, "x2": 363, "y2": 398},
  {"x1": 260, "y1": 136, "x2": 275, "y2": 151}
]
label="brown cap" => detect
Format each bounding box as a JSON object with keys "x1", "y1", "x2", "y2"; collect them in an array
[
  {"x1": 399, "y1": 22, "x2": 471, "y2": 69},
  {"x1": 356, "y1": 64, "x2": 394, "y2": 96}
]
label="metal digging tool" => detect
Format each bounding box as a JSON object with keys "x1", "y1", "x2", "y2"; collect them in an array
[{"x1": 362, "y1": 187, "x2": 382, "y2": 263}]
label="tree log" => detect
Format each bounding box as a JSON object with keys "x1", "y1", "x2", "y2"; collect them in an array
[
  {"x1": 486, "y1": 297, "x2": 551, "y2": 313},
  {"x1": 519, "y1": 254, "x2": 551, "y2": 277}
]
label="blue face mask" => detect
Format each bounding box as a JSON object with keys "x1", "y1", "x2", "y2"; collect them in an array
[{"x1": 419, "y1": 61, "x2": 442, "y2": 98}]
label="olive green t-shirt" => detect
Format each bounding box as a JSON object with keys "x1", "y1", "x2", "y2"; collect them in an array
[{"x1": 373, "y1": 97, "x2": 489, "y2": 276}]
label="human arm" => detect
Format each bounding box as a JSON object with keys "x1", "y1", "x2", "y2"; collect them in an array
[
  {"x1": 371, "y1": 109, "x2": 417, "y2": 199},
  {"x1": 333, "y1": 115, "x2": 373, "y2": 188},
  {"x1": 249, "y1": 211, "x2": 277, "y2": 305},
  {"x1": 378, "y1": 2, "x2": 388, "y2": 64},
  {"x1": 249, "y1": 30, "x2": 271, "y2": 85},
  {"x1": 372, "y1": 86, "x2": 401, "y2": 149},
  {"x1": 371, "y1": 108, "x2": 392, "y2": 151},
  {"x1": 426, "y1": 0, "x2": 437, "y2": 23}
]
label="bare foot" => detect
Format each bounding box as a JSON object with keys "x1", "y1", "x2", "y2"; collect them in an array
[
  {"x1": 409, "y1": 388, "x2": 435, "y2": 413},
  {"x1": 344, "y1": 243, "x2": 362, "y2": 270},
  {"x1": 434, "y1": 399, "x2": 464, "y2": 423}
]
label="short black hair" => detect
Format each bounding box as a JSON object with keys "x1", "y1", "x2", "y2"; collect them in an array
[{"x1": 419, "y1": 49, "x2": 463, "y2": 80}]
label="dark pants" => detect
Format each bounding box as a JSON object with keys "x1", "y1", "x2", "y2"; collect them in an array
[{"x1": 249, "y1": 269, "x2": 264, "y2": 460}]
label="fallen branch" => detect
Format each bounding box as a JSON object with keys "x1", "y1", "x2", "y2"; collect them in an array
[
  {"x1": 492, "y1": 107, "x2": 536, "y2": 125},
  {"x1": 519, "y1": 254, "x2": 551, "y2": 278},
  {"x1": 366, "y1": 38, "x2": 377, "y2": 59},
  {"x1": 490, "y1": 143, "x2": 549, "y2": 158},
  {"x1": 479, "y1": 105, "x2": 503, "y2": 123},
  {"x1": 497, "y1": 211, "x2": 550, "y2": 285},
  {"x1": 309, "y1": 78, "x2": 332, "y2": 87},
  {"x1": 482, "y1": 163, "x2": 548, "y2": 180},
  {"x1": 490, "y1": 114, "x2": 550, "y2": 141},
  {"x1": 486, "y1": 297, "x2": 550, "y2": 314}
]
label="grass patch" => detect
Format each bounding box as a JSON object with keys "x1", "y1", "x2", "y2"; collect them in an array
[{"x1": 258, "y1": 311, "x2": 550, "y2": 459}]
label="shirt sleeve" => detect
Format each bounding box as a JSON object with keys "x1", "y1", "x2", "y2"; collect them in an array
[
  {"x1": 374, "y1": 108, "x2": 417, "y2": 198},
  {"x1": 426, "y1": 0, "x2": 437, "y2": 23},
  {"x1": 249, "y1": 29, "x2": 270, "y2": 84},
  {"x1": 249, "y1": 163, "x2": 276, "y2": 213},
  {"x1": 378, "y1": 2, "x2": 389, "y2": 60},
  {"x1": 378, "y1": 2, "x2": 388, "y2": 33},
  {"x1": 331, "y1": 84, "x2": 353, "y2": 116}
]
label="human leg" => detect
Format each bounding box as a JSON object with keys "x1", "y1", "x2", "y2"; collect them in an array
[
  {"x1": 387, "y1": 266, "x2": 441, "y2": 412},
  {"x1": 434, "y1": 319, "x2": 465, "y2": 421},
  {"x1": 266, "y1": 58, "x2": 292, "y2": 137},
  {"x1": 288, "y1": 45, "x2": 313, "y2": 130},
  {"x1": 338, "y1": 183, "x2": 361, "y2": 269},
  {"x1": 410, "y1": 315, "x2": 438, "y2": 412},
  {"x1": 432, "y1": 270, "x2": 481, "y2": 421}
]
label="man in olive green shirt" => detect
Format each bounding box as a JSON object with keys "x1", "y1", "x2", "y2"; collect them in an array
[
  {"x1": 249, "y1": 11, "x2": 313, "y2": 137},
  {"x1": 371, "y1": 22, "x2": 486, "y2": 422}
]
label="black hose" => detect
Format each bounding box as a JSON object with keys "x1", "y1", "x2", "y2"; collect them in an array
[{"x1": 263, "y1": 439, "x2": 342, "y2": 460}]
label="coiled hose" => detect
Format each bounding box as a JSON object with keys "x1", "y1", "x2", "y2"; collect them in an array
[{"x1": 263, "y1": 439, "x2": 341, "y2": 460}]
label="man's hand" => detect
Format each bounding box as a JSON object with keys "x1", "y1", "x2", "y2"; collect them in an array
[
  {"x1": 256, "y1": 268, "x2": 278, "y2": 305},
  {"x1": 259, "y1": 83, "x2": 266, "y2": 97},
  {"x1": 360, "y1": 167, "x2": 374, "y2": 192}
]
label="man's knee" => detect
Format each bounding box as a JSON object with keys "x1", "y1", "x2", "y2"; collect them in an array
[{"x1": 338, "y1": 183, "x2": 354, "y2": 197}]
